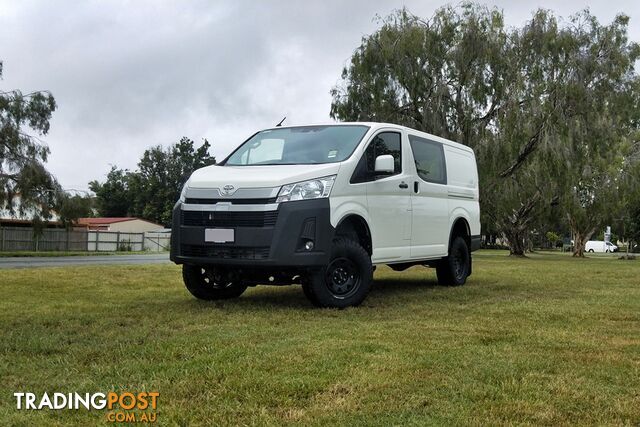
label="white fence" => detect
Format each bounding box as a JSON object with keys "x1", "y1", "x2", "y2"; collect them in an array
[
  {"x1": 87, "y1": 231, "x2": 145, "y2": 251},
  {"x1": 143, "y1": 232, "x2": 171, "y2": 252},
  {"x1": 0, "y1": 226, "x2": 170, "y2": 252}
]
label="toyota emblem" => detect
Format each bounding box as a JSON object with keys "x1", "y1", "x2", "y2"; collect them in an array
[{"x1": 221, "y1": 184, "x2": 235, "y2": 196}]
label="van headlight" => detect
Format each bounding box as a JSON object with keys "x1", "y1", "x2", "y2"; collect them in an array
[
  {"x1": 178, "y1": 183, "x2": 188, "y2": 203},
  {"x1": 276, "y1": 176, "x2": 336, "y2": 203}
]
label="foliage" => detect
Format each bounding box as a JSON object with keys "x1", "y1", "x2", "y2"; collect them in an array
[
  {"x1": 128, "y1": 137, "x2": 216, "y2": 225},
  {"x1": 622, "y1": 162, "x2": 640, "y2": 252},
  {"x1": 89, "y1": 167, "x2": 132, "y2": 217},
  {"x1": 0, "y1": 59, "x2": 59, "y2": 226},
  {"x1": 626, "y1": 203, "x2": 640, "y2": 243},
  {"x1": 548, "y1": 13, "x2": 640, "y2": 256},
  {"x1": 626, "y1": 203, "x2": 640, "y2": 253},
  {"x1": 546, "y1": 231, "x2": 560, "y2": 247},
  {"x1": 55, "y1": 193, "x2": 95, "y2": 228},
  {"x1": 331, "y1": 4, "x2": 509, "y2": 148},
  {"x1": 89, "y1": 137, "x2": 215, "y2": 225}
]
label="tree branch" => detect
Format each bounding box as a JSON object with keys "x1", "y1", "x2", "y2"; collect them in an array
[
  {"x1": 0, "y1": 173, "x2": 19, "y2": 182},
  {"x1": 499, "y1": 118, "x2": 547, "y2": 178}
]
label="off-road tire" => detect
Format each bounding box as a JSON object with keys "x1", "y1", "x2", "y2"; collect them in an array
[
  {"x1": 436, "y1": 236, "x2": 471, "y2": 286},
  {"x1": 304, "y1": 238, "x2": 372, "y2": 308},
  {"x1": 183, "y1": 265, "x2": 247, "y2": 300}
]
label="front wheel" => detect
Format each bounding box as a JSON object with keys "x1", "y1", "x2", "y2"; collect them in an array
[
  {"x1": 303, "y1": 238, "x2": 372, "y2": 308},
  {"x1": 436, "y1": 236, "x2": 470, "y2": 286},
  {"x1": 588, "y1": 249, "x2": 594, "y2": 253},
  {"x1": 182, "y1": 265, "x2": 247, "y2": 300}
]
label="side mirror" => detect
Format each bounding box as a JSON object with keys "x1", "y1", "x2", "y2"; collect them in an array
[{"x1": 374, "y1": 154, "x2": 395, "y2": 174}]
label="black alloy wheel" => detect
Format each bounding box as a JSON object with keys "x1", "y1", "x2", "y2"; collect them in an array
[
  {"x1": 325, "y1": 257, "x2": 361, "y2": 299},
  {"x1": 303, "y1": 238, "x2": 372, "y2": 308},
  {"x1": 182, "y1": 265, "x2": 247, "y2": 300}
]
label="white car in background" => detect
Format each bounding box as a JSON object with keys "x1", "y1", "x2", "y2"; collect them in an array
[{"x1": 585, "y1": 240, "x2": 618, "y2": 253}]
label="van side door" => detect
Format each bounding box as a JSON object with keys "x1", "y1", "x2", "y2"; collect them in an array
[
  {"x1": 407, "y1": 135, "x2": 449, "y2": 258},
  {"x1": 351, "y1": 130, "x2": 412, "y2": 262}
]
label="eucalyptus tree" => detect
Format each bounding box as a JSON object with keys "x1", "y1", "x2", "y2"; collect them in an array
[
  {"x1": 479, "y1": 9, "x2": 593, "y2": 256},
  {"x1": 547, "y1": 13, "x2": 640, "y2": 256},
  {"x1": 490, "y1": 11, "x2": 640, "y2": 257},
  {"x1": 0, "y1": 60, "x2": 59, "y2": 226},
  {"x1": 331, "y1": 4, "x2": 510, "y2": 149}
]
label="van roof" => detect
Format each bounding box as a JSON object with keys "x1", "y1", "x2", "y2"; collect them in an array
[{"x1": 263, "y1": 122, "x2": 474, "y2": 153}]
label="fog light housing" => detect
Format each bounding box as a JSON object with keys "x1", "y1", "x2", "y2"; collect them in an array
[{"x1": 297, "y1": 218, "x2": 317, "y2": 252}]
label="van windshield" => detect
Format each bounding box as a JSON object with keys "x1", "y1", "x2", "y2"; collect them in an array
[{"x1": 224, "y1": 125, "x2": 369, "y2": 166}]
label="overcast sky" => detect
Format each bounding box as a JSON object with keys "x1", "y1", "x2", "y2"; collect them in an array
[{"x1": 1, "y1": 0, "x2": 638, "y2": 192}]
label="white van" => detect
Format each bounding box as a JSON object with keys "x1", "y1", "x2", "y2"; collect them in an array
[
  {"x1": 585, "y1": 240, "x2": 618, "y2": 253},
  {"x1": 170, "y1": 123, "x2": 480, "y2": 307}
]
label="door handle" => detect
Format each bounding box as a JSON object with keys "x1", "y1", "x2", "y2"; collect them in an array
[
  {"x1": 399, "y1": 182, "x2": 408, "y2": 189},
  {"x1": 414, "y1": 181, "x2": 419, "y2": 193}
]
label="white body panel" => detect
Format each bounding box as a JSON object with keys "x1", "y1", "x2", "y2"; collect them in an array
[
  {"x1": 443, "y1": 144, "x2": 481, "y2": 239},
  {"x1": 185, "y1": 122, "x2": 481, "y2": 265}
]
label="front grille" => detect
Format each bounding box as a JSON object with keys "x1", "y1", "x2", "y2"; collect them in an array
[
  {"x1": 181, "y1": 244, "x2": 271, "y2": 260},
  {"x1": 181, "y1": 210, "x2": 278, "y2": 227},
  {"x1": 184, "y1": 197, "x2": 277, "y2": 205}
]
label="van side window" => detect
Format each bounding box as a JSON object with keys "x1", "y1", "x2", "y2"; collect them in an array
[
  {"x1": 409, "y1": 135, "x2": 447, "y2": 185},
  {"x1": 351, "y1": 132, "x2": 402, "y2": 183}
]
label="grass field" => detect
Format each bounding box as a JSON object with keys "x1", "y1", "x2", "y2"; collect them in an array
[{"x1": 0, "y1": 251, "x2": 638, "y2": 425}]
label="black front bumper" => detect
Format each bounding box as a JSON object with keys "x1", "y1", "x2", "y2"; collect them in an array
[{"x1": 170, "y1": 199, "x2": 334, "y2": 267}]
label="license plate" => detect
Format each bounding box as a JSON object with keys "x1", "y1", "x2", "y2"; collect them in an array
[{"x1": 205, "y1": 228, "x2": 235, "y2": 243}]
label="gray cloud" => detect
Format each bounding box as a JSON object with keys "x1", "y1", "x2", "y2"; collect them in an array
[{"x1": 1, "y1": 0, "x2": 638, "y2": 190}]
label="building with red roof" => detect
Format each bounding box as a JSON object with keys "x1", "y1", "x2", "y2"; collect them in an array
[{"x1": 75, "y1": 217, "x2": 164, "y2": 232}]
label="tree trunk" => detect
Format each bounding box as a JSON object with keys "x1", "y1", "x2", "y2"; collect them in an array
[
  {"x1": 498, "y1": 192, "x2": 541, "y2": 257},
  {"x1": 570, "y1": 220, "x2": 596, "y2": 257},
  {"x1": 504, "y1": 229, "x2": 527, "y2": 256}
]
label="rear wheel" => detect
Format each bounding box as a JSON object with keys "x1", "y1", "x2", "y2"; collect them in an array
[
  {"x1": 304, "y1": 238, "x2": 372, "y2": 308},
  {"x1": 436, "y1": 236, "x2": 470, "y2": 286},
  {"x1": 182, "y1": 265, "x2": 247, "y2": 300},
  {"x1": 588, "y1": 249, "x2": 594, "y2": 253}
]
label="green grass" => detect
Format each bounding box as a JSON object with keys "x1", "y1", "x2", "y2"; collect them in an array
[
  {"x1": 0, "y1": 251, "x2": 638, "y2": 425},
  {"x1": 0, "y1": 250, "x2": 166, "y2": 257}
]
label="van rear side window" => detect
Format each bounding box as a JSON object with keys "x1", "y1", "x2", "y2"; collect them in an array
[{"x1": 408, "y1": 135, "x2": 447, "y2": 184}]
